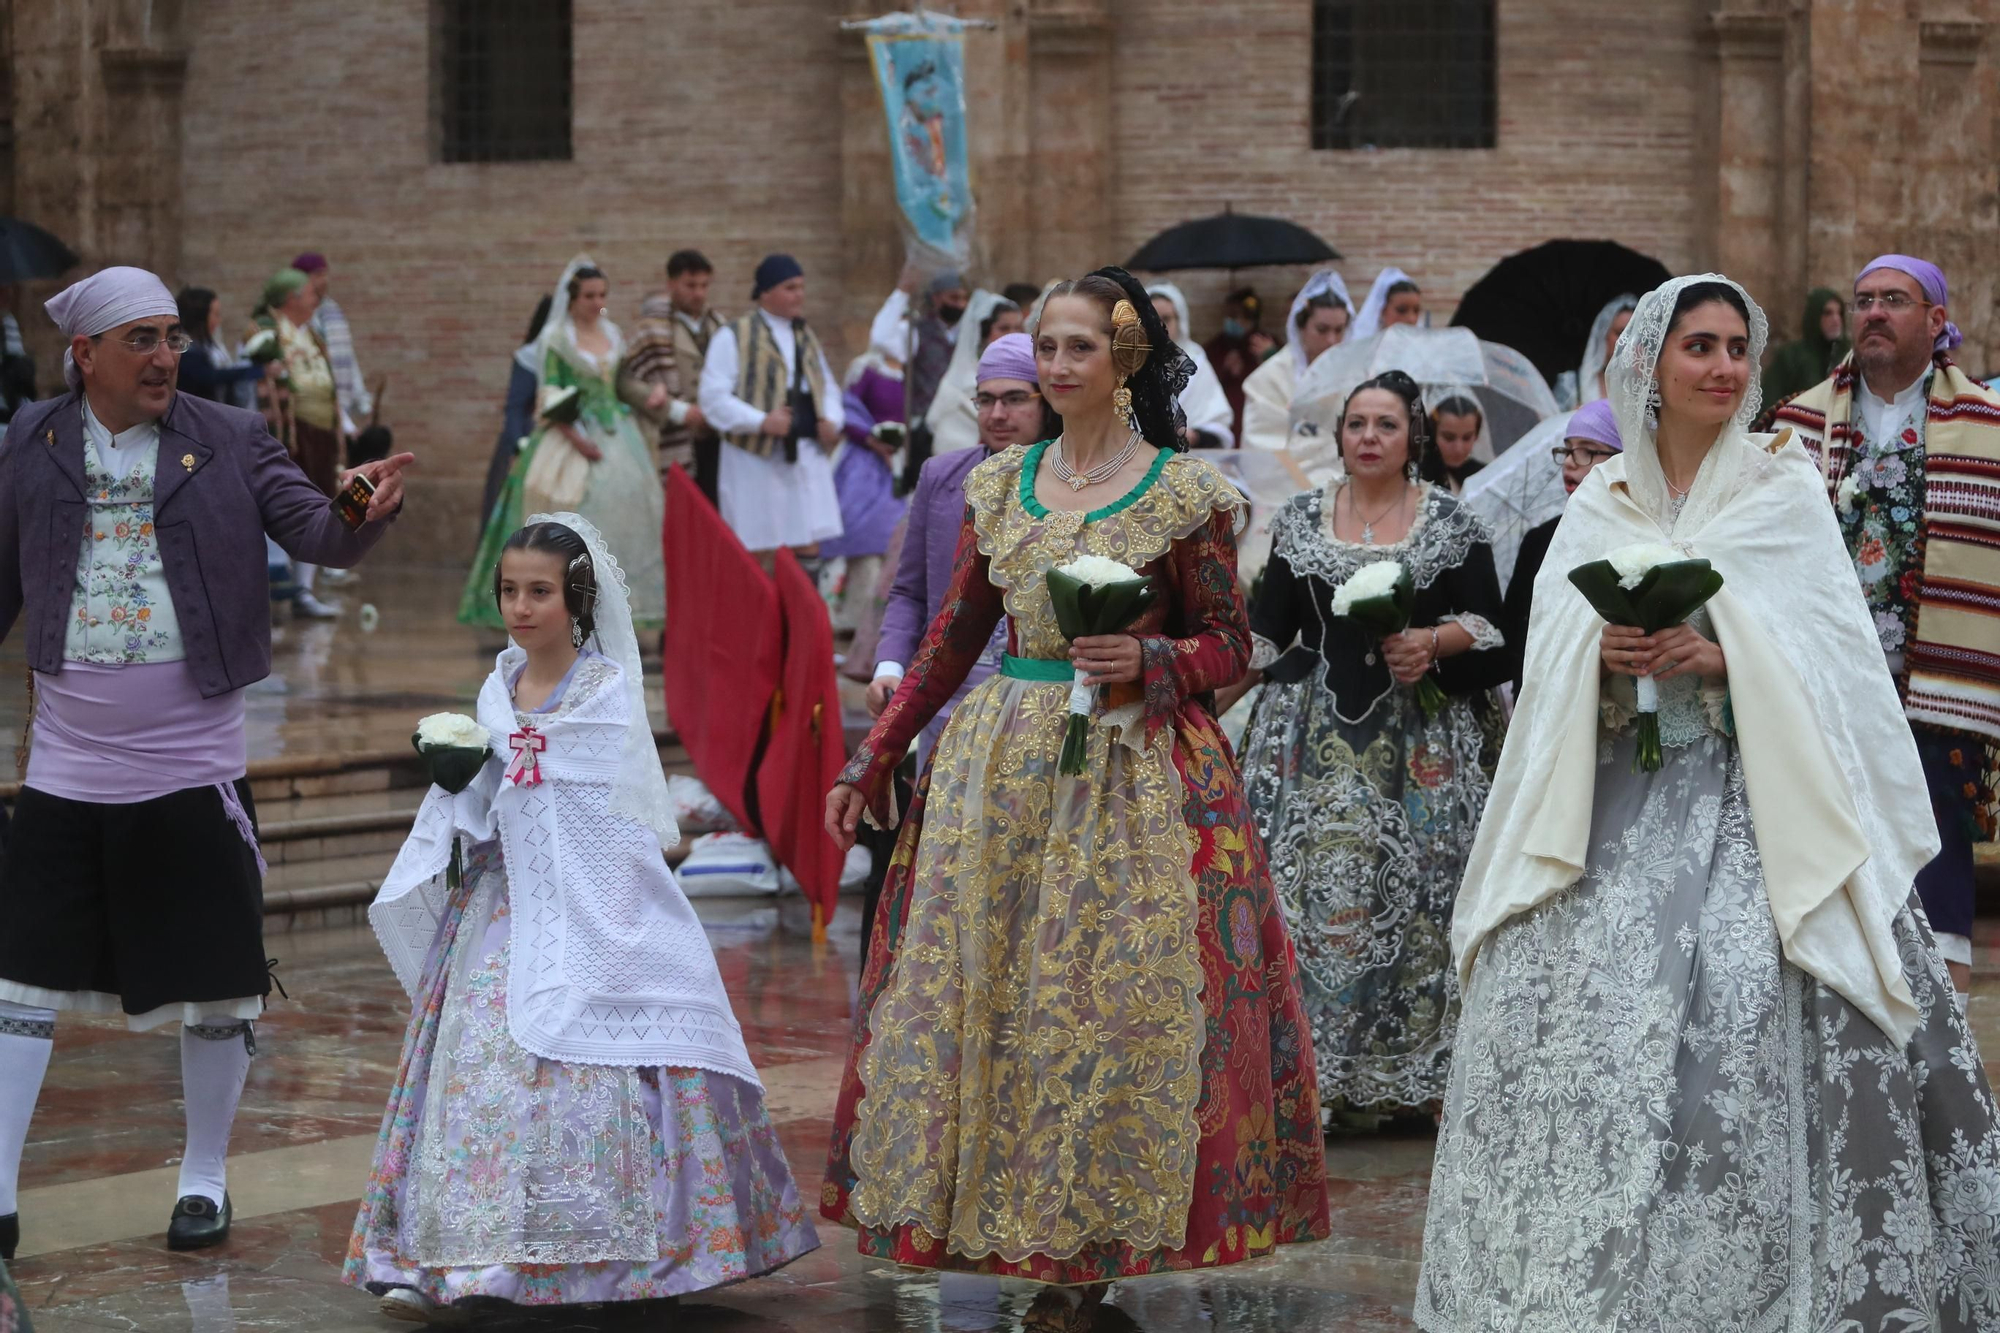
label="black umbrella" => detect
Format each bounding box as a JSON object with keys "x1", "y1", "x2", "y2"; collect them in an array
[
  {"x1": 1451, "y1": 239, "x2": 1672, "y2": 386},
  {"x1": 1127, "y1": 209, "x2": 1339, "y2": 273},
  {"x1": 0, "y1": 217, "x2": 79, "y2": 285}
]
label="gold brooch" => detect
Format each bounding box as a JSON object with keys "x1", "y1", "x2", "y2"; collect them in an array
[
  {"x1": 181, "y1": 454, "x2": 195, "y2": 472},
  {"x1": 44, "y1": 429, "x2": 54, "y2": 446}
]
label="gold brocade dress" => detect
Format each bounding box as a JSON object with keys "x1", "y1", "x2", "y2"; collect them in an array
[{"x1": 822, "y1": 441, "x2": 1331, "y2": 1283}]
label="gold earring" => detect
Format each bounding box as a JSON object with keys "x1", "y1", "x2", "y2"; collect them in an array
[{"x1": 1113, "y1": 378, "x2": 1133, "y2": 422}]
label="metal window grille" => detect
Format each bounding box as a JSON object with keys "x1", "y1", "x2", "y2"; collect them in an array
[
  {"x1": 433, "y1": 0, "x2": 573, "y2": 164},
  {"x1": 1312, "y1": 0, "x2": 1495, "y2": 151}
]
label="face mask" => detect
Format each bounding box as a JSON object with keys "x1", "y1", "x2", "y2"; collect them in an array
[
  {"x1": 939, "y1": 302, "x2": 966, "y2": 328},
  {"x1": 1222, "y1": 318, "x2": 1248, "y2": 339}
]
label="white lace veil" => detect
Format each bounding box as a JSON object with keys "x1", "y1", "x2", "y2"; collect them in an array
[
  {"x1": 1284, "y1": 269, "x2": 1355, "y2": 378},
  {"x1": 524, "y1": 510, "x2": 680, "y2": 850},
  {"x1": 924, "y1": 288, "x2": 1011, "y2": 436},
  {"x1": 1570, "y1": 293, "x2": 1639, "y2": 408},
  {"x1": 538, "y1": 254, "x2": 624, "y2": 397},
  {"x1": 1350, "y1": 266, "x2": 1413, "y2": 343},
  {"x1": 1606, "y1": 273, "x2": 1771, "y2": 538}
]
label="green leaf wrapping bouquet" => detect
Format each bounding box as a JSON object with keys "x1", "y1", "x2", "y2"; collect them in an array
[
  {"x1": 539, "y1": 384, "x2": 583, "y2": 427},
  {"x1": 412, "y1": 712, "x2": 493, "y2": 886},
  {"x1": 241, "y1": 327, "x2": 282, "y2": 366},
  {"x1": 1567, "y1": 542, "x2": 1725, "y2": 772},
  {"x1": 1045, "y1": 555, "x2": 1158, "y2": 777},
  {"x1": 1330, "y1": 560, "x2": 1447, "y2": 722}
]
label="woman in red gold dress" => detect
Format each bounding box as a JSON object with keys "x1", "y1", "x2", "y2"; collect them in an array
[{"x1": 823, "y1": 267, "x2": 1329, "y2": 1331}]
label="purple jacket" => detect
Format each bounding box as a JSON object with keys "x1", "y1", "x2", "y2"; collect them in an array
[
  {"x1": 878, "y1": 445, "x2": 1008, "y2": 758},
  {"x1": 0, "y1": 389, "x2": 394, "y2": 697}
]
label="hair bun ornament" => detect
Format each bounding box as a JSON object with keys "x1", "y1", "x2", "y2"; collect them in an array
[{"x1": 1109, "y1": 298, "x2": 1152, "y2": 378}]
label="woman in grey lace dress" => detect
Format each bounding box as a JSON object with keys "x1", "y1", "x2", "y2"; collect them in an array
[
  {"x1": 1233, "y1": 371, "x2": 1510, "y2": 1118},
  {"x1": 1416, "y1": 275, "x2": 2000, "y2": 1330}
]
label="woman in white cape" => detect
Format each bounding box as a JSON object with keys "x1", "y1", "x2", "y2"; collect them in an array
[
  {"x1": 1553, "y1": 291, "x2": 1638, "y2": 411},
  {"x1": 349, "y1": 515, "x2": 817, "y2": 1319},
  {"x1": 1414, "y1": 275, "x2": 2000, "y2": 1330},
  {"x1": 1146, "y1": 281, "x2": 1240, "y2": 448}
]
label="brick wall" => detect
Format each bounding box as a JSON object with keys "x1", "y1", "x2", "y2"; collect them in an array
[
  {"x1": 1107, "y1": 0, "x2": 1708, "y2": 345},
  {"x1": 178, "y1": 0, "x2": 852, "y2": 557},
  {"x1": 165, "y1": 0, "x2": 1742, "y2": 565}
]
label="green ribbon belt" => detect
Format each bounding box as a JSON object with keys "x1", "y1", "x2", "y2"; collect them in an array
[{"x1": 1000, "y1": 654, "x2": 1074, "y2": 682}]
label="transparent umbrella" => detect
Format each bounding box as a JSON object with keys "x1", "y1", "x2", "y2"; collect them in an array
[
  {"x1": 1459, "y1": 412, "x2": 1575, "y2": 596},
  {"x1": 1289, "y1": 326, "x2": 1561, "y2": 471}
]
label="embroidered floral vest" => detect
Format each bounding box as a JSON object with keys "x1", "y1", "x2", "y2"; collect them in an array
[{"x1": 67, "y1": 438, "x2": 182, "y2": 664}]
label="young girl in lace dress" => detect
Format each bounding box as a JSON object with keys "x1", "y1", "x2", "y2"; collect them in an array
[{"x1": 347, "y1": 517, "x2": 816, "y2": 1325}]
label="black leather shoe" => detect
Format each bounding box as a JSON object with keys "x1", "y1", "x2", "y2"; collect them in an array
[
  {"x1": 0, "y1": 1211, "x2": 17, "y2": 1261},
  {"x1": 166, "y1": 1194, "x2": 230, "y2": 1251}
]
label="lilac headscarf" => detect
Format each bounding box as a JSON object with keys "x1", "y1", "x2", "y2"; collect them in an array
[
  {"x1": 1857, "y1": 254, "x2": 1963, "y2": 352},
  {"x1": 44, "y1": 266, "x2": 180, "y2": 390},
  {"x1": 976, "y1": 332, "x2": 1037, "y2": 387},
  {"x1": 1565, "y1": 398, "x2": 1623, "y2": 452}
]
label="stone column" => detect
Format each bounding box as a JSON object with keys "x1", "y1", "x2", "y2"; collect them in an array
[
  {"x1": 1025, "y1": 0, "x2": 1112, "y2": 283},
  {"x1": 1703, "y1": 7, "x2": 1792, "y2": 311},
  {"x1": 9, "y1": 0, "x2": 187, "y2": 381}
]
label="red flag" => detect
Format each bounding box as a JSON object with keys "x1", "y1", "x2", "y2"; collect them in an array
[
  {"x1": 757, "y1": 548, "x2": 847, "y2": 937},
  {"x1": 662, "y1": 465, "x2": 780, "y2": 834}
]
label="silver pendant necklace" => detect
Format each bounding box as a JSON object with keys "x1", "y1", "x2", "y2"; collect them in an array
[
  {"x1": 1347, "y1": 485, "x2": 1405, "y2": 545},
  {"x1": 1052, "y1": 430, "x2": 1141, "y2": 492}
]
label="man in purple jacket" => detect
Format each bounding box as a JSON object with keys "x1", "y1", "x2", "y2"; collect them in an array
[
  {"x1": 0, "y1": 267, "x2": 410, "y2": 1258},
  {"x1": 865, "y1": 332, "x2": 1048, "y2": 764}
]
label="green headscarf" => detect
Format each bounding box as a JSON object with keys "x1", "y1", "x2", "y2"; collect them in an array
[
  {"x1": 257, "y1": 267, "x2": 310, "y2": 317},
  {"x1": 1761, "y1": 286, "x2": 1851, "y2": 409}
]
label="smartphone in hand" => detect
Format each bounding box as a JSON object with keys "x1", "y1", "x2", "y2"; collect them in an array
[{"x1": 334, "y1": 472, "x2": 377, "y2": 531}]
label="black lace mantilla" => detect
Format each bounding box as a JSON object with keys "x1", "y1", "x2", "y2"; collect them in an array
[{"x1": 1092, "y1": 266, "x2": 1196, "y2": 453}]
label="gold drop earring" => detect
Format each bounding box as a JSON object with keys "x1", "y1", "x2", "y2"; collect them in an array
[{"x1": 1112, "y1": 375, "x2": 1134, "y2": 428}]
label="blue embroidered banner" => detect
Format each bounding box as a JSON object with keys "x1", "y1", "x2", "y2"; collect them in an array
[{"x1": 863, "y1": 12, "x2": 976, "y2": 265}]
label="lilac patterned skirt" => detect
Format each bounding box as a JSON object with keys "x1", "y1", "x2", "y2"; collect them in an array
[{"x1": 344, "y1": 841, "x2": 819, "y2": 1308}]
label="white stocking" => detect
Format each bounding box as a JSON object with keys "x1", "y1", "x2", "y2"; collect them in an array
[
  {"x1": 295, "y1": 562, "x2": 318, "y2": 593},
  {"x1": 0, "y1": 999, "x2": 55, "y2": 1216},
  {"x1": 178, "y1": 1018, "x2": 253, "y2": 1208}
]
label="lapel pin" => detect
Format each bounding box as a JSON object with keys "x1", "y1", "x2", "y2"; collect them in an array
[
  {"x1": 44, "y1": 429, "x2": 54, "y2": 446},
  {"x1": 181, "y1": 454, "x2": 195, "y2": 472}
]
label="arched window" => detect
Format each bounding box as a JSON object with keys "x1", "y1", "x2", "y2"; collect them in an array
[{"x1": 1312, "y1": 0, "x2": 1496, "y2": 150}]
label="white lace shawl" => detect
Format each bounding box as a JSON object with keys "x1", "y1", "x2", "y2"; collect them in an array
[
  {"x1": 1456, "y1": 274, "x2": 1938, "y2": 1044},
  {"x1": 369, "y1": 654, "x2": 759, "y2": 1082}
]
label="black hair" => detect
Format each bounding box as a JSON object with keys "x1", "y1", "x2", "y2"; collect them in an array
[
  {"x1": 523, "y1": 294, "x2": 553, "y2": 347},
  {"x1": 1431, "y1": 393, "x2": 1482, "y2": 426},
  {"x1": 566, "y1": 265, "x2": 608, "y2": 305},
  {"x1": 1295, "y1": 292, "x2": 1347, "y2": 330},
  {"x1": 666, "y1": 249, "x2": 712, "y2": 279},
  {"x1": 1668, "y1": 280, "x2": 1751, "y2": 334},
  {"x1": 903, "y1": 58, "x2": 938, "y2": 90},
  {"x1": 1386, "y1": 279, "x2": 1422, "y2": 299},
  {"x1": 978, "y1": 299, "x2": 1022, "y2": 346},
  {"x1": 493, "y1": 521, "x2": 598, "y2": 643},
  {"x1": 1001, "y1": 283, "x2": 1044, "y2": 309},
  {"x1": 176, "y1": 287, "x2": 216, "y2": 339},
  {"x1": 1337, "y1": 369, "x2": 1431, "y2": 469},
  {"x1": 1042, "y1": 267, "x2": 1197, "y2": 452}
]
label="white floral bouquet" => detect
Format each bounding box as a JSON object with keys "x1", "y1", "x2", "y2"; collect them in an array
[
  {"x1": 413, "y1": 712, "x2": 492, "y2": 888},
  {"x1": 1045, "y1": 554, "x2": 1157, "y2": 776},
  {"x1": 241, "y1": 327, "x2": 282, "y2": 365},
  {"x1": 1568, "y1": 541, "x2": 1725, "y2": 772},
  {"x1": 540, "y1": 384, "x2": 582, "y2": 427},
  {"x1": 1330, "y1": 559, "x2": 1446, "y2": 721}
]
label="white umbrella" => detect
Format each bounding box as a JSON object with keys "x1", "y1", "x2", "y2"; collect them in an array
[
  {"x1": 1460, "y1": 412, "x2": 1575, "y2": 596},
  {"x1": 1289, "y1": 326, "x2": 1560, "y2": 468}
]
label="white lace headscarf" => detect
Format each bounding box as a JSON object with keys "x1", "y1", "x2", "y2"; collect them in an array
[
  {"x1": 524, "y1": 510, "x2": 679, "y2": 850},
  {"x1": 1284, "y1": 269, "x2": 1355, "y2": 378},
  {"x1": 1350, "y1": 266, "x2": 1414, "y2": 343},
  {"x1": 1572, "y1": 293, "x2": 1639, "y2": 408},
  {"x1": 1606, "y1": 273, "x2": 1771, "y2": 538},
  {"x1": 539, "y1": 254, "x2": 625, "y2": 393}
]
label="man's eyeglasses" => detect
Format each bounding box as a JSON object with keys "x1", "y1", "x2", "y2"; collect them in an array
[
  {"x1": 1551, "y1": 445, "x2": 1619, "y2": 466},
  {"x1": 103, "y1": 330, "x2": 194, "y2": 355},
  {"x1": 973, "y1": 391, "x2": 1040, "y2": 412},
  {"x1": 1852, "y1": 292, "x2": 1930, "y2": 314}
]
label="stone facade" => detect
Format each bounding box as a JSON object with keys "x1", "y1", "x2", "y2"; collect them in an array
[{"x1": 8, "y1": 0, "x2": 1999, "y2": 561}]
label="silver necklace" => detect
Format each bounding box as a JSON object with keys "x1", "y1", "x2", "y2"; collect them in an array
[
  {"x1": 1346, "y1": 484, "x2": 1407, "y2": 545},
  {"x1": 1052, "y1": 430, "x2": 1141, "y2": 492}
]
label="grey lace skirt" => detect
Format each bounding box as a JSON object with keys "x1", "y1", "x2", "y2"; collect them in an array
[{"x1": 1415, "y1": 729, "x2": 2000, "y2": 1332}]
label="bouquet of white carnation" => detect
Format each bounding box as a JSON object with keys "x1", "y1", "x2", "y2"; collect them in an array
[
  {"x1": 413, "y1": 712, "x2": 492, "y2": 887},
  {"x1": 540, "y1": 384, "x2": 582, "y2": 427},
  {"x1": 1330, "y1": 560, "x2": 1446, "y2": 721},
  {"x1": 1568, "y1": 541, "x2": 1725, "y2": 772},
  {"x1": 1045, "y1": 554, "x2": 1157, "y2": 776},
  {"x1": 241, "y1": 327, "x2": 282, "y2": 365}
]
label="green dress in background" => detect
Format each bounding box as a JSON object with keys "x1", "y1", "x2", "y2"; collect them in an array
[{"x1": 460, "y1": 330, "x2": 666, "y2": 630}]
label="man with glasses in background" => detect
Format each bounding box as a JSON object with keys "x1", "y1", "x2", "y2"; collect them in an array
[
  {"x1": 0, "y1": 267, "x2": 411, "y2": 1260},
  {"x1": 1777, "y1": 255, "x2": 2000, "y2": 1012}
]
